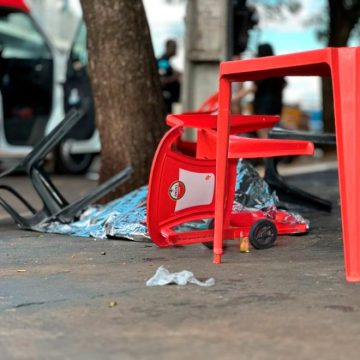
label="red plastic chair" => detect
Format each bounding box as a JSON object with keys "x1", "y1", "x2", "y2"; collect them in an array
[
  {"x1": 147, "y1": 113, "x2": 313, "y2": 249},
  {"x1": 214, "y1": 47, "x2": 360, "y2": 281},
  {"x1": 196, "y1": 92, "x2": 218, "y2": 113}
]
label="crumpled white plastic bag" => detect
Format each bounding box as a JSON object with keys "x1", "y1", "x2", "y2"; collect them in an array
[{"x1": 146, "y1": 266, "x2": 215, "y2": 287}]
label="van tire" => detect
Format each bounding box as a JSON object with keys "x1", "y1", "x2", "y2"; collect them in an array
[{"x1": 54, "y1": 140, "x2": 94, "y2": 175}]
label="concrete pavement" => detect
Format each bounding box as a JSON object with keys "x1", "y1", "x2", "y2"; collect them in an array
[{"x1": 0, "y1": 170, "x2": 360, "y2": 360}]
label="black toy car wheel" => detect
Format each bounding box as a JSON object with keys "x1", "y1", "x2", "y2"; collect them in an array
[{"x1": 249, "y1": 219, "x2": 277, "y2": 249}]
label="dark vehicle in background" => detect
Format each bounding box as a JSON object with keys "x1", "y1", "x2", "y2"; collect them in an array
[{"x1": 0, "y1": 0, "x2": 97, "y2": 173}]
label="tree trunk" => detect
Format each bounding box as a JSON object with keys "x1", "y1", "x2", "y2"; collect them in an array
[
  {"x1": 81, "y1": 0, "x2": 167, "y2": 202},
  {"x1": 322, "y1": 1, "x2": 353, "y2": 133}
]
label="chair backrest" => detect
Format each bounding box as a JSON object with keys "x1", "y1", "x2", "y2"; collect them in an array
[{"x1": 147, "y1": 124, "x2": 235, "y2": 247}]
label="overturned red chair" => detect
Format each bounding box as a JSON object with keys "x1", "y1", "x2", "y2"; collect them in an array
[{"x1": 147, "y1": 113, "x2": 314, "y2": 257}]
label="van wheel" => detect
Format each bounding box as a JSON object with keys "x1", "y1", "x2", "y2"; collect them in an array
[
  {"x1": 249, "y1": 219, "x2": 277, "y2": 249},
  {"x1": 55, "y1": 140, "x2": 94, "y2": 175}
]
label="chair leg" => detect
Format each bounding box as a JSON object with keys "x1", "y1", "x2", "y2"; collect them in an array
[
  {"x1": 332, "y1": 47, "x2": 360, "y2": 281},
  {"x1": 264, "y1": 158, "x2": 332, "y2": 212},
  {"x1": 0, "y1": 196, "x2": 32, "y2": 229},
  {"x1": 213, "y1": 78, "x2": 231, "y2": 264},
  {"x1": 24, "y1": 108, "x2": 85, "y2": 171},
  {"x1": 30, "y1": 168, "x2": 67, "y2": 215},
  {"x1": 269, "y1": 128, "x2": 336, "y2": 145},
  {"x1": 0, "y1": 109, "x2": 85, "y2": 190},
  {"x1": 55, "y1": 166, "x2": 133, "y2": 223},
  {"x1": 30, "y1": 166, "x2": 68, "y2": 212},
  {"x1": 0, "y1": 185, "x2": 37, "y2": 214}
]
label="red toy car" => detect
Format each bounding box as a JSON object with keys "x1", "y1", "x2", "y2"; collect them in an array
[{"x1": 227, "y1": 207, "x2": 308, "y2": 249}]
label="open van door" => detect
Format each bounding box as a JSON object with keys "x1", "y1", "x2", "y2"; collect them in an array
[
  {"x1": 0, "y1": 1, "x2": 98, "y2": 174},
  {"x1": 0, "y1": 0, "x2": 54, "y2": 154},
  {"x1": 54, "y1": 21, "x2": 96, "y2": 174}
]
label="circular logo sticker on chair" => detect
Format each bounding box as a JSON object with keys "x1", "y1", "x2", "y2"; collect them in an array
[{"x1": 169, "y1": 181, "x2": 186, "y2": 201}]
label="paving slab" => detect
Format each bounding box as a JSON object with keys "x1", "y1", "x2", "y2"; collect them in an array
[{"x1": 0, "y1": 171, "x2": 360, "y2": 360}]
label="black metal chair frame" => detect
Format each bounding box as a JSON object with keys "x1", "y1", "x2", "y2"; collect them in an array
[
  {"x1": 264, "y1": 128, "x2": 336, "y2": 212},
  {"x1": 0, "y1": 108, "x2": 132, "y2": 229}
]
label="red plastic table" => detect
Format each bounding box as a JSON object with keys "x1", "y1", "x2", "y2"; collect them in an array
[{"x1": 214, "y1": 47, "x2": 360, "y2": 282}]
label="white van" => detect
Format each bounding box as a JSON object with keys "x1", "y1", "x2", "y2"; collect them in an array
[{"x1": 0, "y1": 0, "x2": 99, "y2": 173}]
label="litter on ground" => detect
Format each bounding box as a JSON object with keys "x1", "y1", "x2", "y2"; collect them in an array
[{"x1": 146, "y1": 266, "x2": 215, "y2": 287}]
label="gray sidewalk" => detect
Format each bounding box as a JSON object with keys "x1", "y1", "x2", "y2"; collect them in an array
[{"x1": 0, "y1": 170, "x2": 360, "y2": 360}]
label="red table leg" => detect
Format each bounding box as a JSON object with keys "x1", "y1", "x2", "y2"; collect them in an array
[
  {"x1": 332, "y1": 47, "x2": 360, "y2": 281},
  {"x1": 213, "y1": 78, "x2": 231, "y2": 264}
]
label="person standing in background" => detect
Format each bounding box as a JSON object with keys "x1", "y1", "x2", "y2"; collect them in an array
[
  {"x1": 157, "y1": 39, "x2": 181, "y2": 114},
  {"x1": 251, "y1": 43, "x2": 286, "y2": 138},
  {"x1": 253, "y1": 43, "x2": 286, "y2": 116}
]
